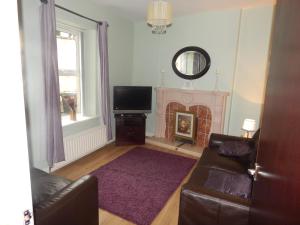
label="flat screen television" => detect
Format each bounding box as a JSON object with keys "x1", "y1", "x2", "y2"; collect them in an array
[{"x1": 113, "y1": 86, "x2": 152, "y2": 114}]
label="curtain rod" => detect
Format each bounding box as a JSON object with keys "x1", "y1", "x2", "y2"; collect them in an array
[
  {"x1": 55, "y1": 4, "x2": 103, "y2": 25},
  {"x1": 41, "y1": 0, "x2": 104, "y2": 25}
]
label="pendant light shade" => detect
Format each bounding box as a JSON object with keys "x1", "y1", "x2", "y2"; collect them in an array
[{"x1": 147, "y1": 0, "x2": 172, "y2": 34}]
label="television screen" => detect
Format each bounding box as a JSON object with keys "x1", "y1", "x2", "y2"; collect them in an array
[{"x1": 113, "y1": 86, "x2": 152, "y2": 114}]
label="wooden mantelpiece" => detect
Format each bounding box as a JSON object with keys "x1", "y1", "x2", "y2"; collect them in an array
[{"x1": 154, "y1": 87, "x2": 229, "y2": 140}]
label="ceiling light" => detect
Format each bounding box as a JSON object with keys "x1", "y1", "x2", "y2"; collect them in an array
[{"x1": 147, "y1": 0, "x2": 172, "y2": 34}]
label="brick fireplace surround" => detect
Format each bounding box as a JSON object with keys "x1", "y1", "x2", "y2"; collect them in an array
[{"x1": 155, "y1": 88, "x2": 229, "y2": 147}]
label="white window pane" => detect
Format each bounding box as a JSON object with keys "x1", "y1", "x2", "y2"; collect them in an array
[
  {"x1": 57, "y1": 38, "x2": 77, "y2": 71},
  {"x1": 59, "y1": 75, "x2": 79, "y2": 93},
  {"x1": 59, "y1": 75, "x2": 81, "y2": 114},
  {"x1": 56, "y1": 28, "x2": 83, "y2": 122}
]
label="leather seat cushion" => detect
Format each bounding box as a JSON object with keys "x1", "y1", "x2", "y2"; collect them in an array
[
  {"x1": 30, "y1": 168, "x2": 71, "y2": 206},
  {"x1": 203, "y1": 169, "x2": 252, "y2": 199}
]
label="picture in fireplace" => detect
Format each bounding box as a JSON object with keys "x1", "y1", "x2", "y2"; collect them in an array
[{"x1": 175, "y1": 111, "x2": 196, "y2": 142}]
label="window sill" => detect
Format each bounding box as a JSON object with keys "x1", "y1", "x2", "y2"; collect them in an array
[
  {"x1": 62, "y1": 114, "x2": 92, "y2": 127},
  {"x1": 61, "y1": 115, "x2": 101, "y2": 137}
]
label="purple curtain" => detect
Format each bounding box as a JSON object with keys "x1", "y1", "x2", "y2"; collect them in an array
[
  {"x1": 97, "y1": 22, "x2": 113, "y2": 141},
  {"x1": 40, "y1": 0, "x2": 65, "y2": 168}
]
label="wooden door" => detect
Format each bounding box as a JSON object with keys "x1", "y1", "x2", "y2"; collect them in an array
[{"x1": 250, "y1": 1, "x2": 300, "y2": 224}]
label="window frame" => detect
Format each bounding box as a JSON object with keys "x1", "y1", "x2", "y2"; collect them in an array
[
  {"x1": 56, "y1": 23, "x2": 84, "y2": 124},
  {"x1": 56, "y1": 24, "x2": 82, "y2": 76}
]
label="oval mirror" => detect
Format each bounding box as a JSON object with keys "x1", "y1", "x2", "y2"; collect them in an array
[{"x1": 172, "y1": 46, "x2": 211, "y2": 80}]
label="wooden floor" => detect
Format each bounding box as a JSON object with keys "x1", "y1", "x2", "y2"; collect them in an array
[{"x1": 53, "y1": 143, "x2": 199, "y2": 225}]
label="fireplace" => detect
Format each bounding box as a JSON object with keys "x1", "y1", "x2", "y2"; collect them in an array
[
  {"x1": 166, "y1": 102, "x2": 212, "y2": 146},
  {"x1": 155, "y1": 88, "x2": 229, "y2": 147}
]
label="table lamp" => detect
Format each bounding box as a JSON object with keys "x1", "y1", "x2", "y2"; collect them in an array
[{"x1": 242, "y1": 119, "x2": 256, "y2": 138}]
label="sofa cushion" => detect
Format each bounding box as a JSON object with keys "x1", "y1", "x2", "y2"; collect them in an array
[
  {"x1": 218, "y1": 141, "x2": 251, "y2": 157},
  {"x1": 199, "y1": 148, "x2": 248, "y2": 174},
  {"x1": 183, "y1": 159, "x2": 252, "y2": 201},
  {"x1": 203, "y1": 169, "x2": 252, "y2": 199},
  {"x1": 30, "y1": 168, "x2": 71, "y2": 206}
]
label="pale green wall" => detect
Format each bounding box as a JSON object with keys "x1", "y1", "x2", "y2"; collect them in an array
[
  {"x1": 55, "y1": 0, "x2": 134, "y2": 86},
  {"x1": 21, "y1": 0, "x2": 134, "y2": 169},
  {"x1": 132, "y1": 6, "x2": 274, "y2": 136},
  {"x1": 228, "y1": 6, "x2": 273, "y2": 136}
]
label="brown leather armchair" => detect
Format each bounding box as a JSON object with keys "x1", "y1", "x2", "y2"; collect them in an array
[
  {"x1": 178, "y1": 131, "x2": 259, "y2": 225},
  {"x1": 30, "y1": 168, "x2": 99, "y2": 225}
]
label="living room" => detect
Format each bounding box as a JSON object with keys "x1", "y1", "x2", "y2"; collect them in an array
[
  {"x1": 23, "y1": 0, "x2": 273, "y2": 169},
  {"x1": 3, "y1": 0, "x2": 300, "y2": 224},
  {"x1": 24, "y1": 0, "x2": 272, "y2": 224}
]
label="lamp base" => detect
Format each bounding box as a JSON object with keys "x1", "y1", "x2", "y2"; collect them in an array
[{"x1": 243, "y1": 131, "x2": 251, "y2": 138}]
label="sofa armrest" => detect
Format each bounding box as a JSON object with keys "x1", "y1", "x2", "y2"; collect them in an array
[
  {"x1": 34, "y1": 175, "x2": 98, "y2": 225},
  {"x1": 182, "y1": 184, "x2": 251, "y2": 208},
  {"x1": 209, "y1": 133, "x2": 252, "y2": 149},
  {"x1": 179, "y1": 184, "x2": 250, "y2": 225}
]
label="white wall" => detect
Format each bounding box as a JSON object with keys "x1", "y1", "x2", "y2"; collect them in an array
[
  {"x1": 0, "y1": 1, "x2": 33, "y2": 223},
  {"x1": 22, "y1": 0, "x2": 47, "y2": 169},
  {"x1": 132, "y1": 5, "x2": 274, "y2": 136},
  {"x1": 21, "y1": 0, "x2": 134, "y2": 169}
]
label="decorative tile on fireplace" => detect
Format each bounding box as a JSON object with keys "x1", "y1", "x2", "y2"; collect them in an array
[
  {"x1": 165, "y1": 102, "x2": 185, "y2": 141},
  {"x1": 189, "y1": 105, "x2": 212, "y2": 147}
]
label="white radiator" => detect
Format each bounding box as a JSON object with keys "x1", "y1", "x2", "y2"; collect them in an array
[{"x1": 52, "y1": 126, "x2": 107, "y2": 171}]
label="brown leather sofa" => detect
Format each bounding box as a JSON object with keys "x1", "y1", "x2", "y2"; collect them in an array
[
  {"x1": 178, "y1": 131, "x2": 259, "y2": 225},
  {"x1": 30, "y1": 168, "x2": 99, "y2": 225}
]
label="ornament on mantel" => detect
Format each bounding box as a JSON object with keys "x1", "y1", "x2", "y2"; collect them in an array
[
  {"x1": 181, "y1": 80, "x2": 194, "y2": 90},
  {"x1": 160, "y1": 68, "x2": 166, "y2": 87},
  {"x1": 214, "y1": 69, "x2": 220, "y2": 91}
]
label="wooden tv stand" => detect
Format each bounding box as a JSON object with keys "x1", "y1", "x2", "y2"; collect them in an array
[{"x1": 115, "y1": 113, "x2": 146, "y2": 145}]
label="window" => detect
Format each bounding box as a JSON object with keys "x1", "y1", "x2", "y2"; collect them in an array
[
  {"x1": 56, "y1": 21, "x2": 98, "y2": 131},
  {"x1": 56, "y1": 27, "x2": 84, "y2": 125}
]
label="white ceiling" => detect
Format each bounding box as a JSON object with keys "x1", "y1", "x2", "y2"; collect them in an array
[{"x1": 91, "y1": 0, "x2": 275, "y2": 21}]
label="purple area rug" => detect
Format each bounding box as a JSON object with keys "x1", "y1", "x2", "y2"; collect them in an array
[{"x1": 91, "y1": 146, "x2": 196, "y2": 225}]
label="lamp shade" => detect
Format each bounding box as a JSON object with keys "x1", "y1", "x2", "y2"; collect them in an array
[
  {"x1": 147, "y1": 0, "x2": 172, "y2": 26},
  {"x1": 242, "y1": 119, "x2": 256, "y2": 131},
  {"x1": 147, "y1": 0, "x2": 172, "y2": 34}
]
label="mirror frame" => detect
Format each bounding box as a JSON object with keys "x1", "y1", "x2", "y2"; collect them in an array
[{"x1": 172, "y1": 46, "x2": 211, "y2": 80}]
